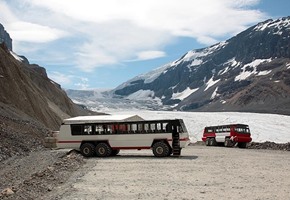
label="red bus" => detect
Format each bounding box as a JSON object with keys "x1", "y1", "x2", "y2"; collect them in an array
[{"x1": 202, "y1": 124, "x2": 252, "y2": 148}]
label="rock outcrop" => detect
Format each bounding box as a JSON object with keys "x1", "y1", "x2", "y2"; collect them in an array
[{"x1": 0, "y1": 23, "x2": 12, "y2": 51}]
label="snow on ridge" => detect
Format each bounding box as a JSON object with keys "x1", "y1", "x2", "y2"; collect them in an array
[
  {"x1": 115, "y1": 41, "x2": 229, "y2": 91},
  {"x1": 204, "y1": 77, "x2": 220, "y2": 91},
  {"x1": 10, "y1": 51, "x2": 23, "y2": 62},
  {"x1": 114, "y1": 63, "x2": 173, "y2": 90},
  {"x1": 254, "y1": 17, "x2": 290, "y2": 34},
  {"x1": 175, "y1": 41, "x2": 228, "y2": 66},
  {"x1": 171, "y1": 87, "x2": 199, "y2": 100},
  {"x1": 235, "y1": 59, "x2": 272, "y2": 81}
]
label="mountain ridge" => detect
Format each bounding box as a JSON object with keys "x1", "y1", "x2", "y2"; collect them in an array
[{"x1": 110, "y1": 16, "x2": 290, "y2": 115}]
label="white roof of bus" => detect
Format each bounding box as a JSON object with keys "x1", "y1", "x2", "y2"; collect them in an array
[{"x1": 63, "y1": 114, "x2": 144, "y2": 124}]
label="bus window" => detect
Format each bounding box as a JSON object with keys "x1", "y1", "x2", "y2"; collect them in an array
[
  {"x1": 165, "y1": 123, "x2": 172, "y2": 132},
  {"x1": 132, "y1": 124, "x2": 138, "y2": 133},
  {"x1": 71, "y1": 125, "x2": 83, "y2": 135},
  {"x1": 84, "y1": 125, "x2": 92, "y2": 134},
  {"x1": 178, "y1": 125, "x2": 183, "y2": 133},
  {"x1": 150, "y1": 124, "x2": 156, "y2": 132}
]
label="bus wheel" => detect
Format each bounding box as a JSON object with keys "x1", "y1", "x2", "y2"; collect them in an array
[
  {"x1": 152, "y1": 142, "x2": 170, "y2": 157},
  {"x1": 80, "y1": 143, "x2": 95, "y2": 157},
  {"x1": 205, "y1": 138, "x2": 210, "y2": 146},
  {"x1": 209, "y1": 138, "x2": 216, "y2": 146},
  {"x1": 238, "y1": 142, "x2": 247, "y2": 148},
  {"x1": 111, "y1": 149, "x2": 120, "y2": 156},
  {"x1": 95, "y1": 143, "x2": 112, "y2": 157},
  {"x1": 224, "y1": 138, "x2": 233, "y2": 147}
]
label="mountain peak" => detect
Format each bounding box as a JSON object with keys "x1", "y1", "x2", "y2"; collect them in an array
[
  {"x1": 253, "y1": 16, "x2": 290, "y2": 34},
  {"x1": 113, "y1": 16, "x2": 290, "y2": 115}
]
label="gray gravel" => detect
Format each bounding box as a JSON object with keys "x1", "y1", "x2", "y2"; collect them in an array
[
  {"x1": 47, "y1": 146, "x2": 290, "y2": 200},
  {"x1": 0, "y1": 149, "x2": 85, "y2": 200}
]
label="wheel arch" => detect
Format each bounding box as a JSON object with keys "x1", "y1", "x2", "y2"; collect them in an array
[{"x1": 151, "y1": 139, "x2": 170, "y2": 148}]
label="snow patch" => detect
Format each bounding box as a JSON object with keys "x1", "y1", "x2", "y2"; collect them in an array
[
  {"x1": 175, "y1": 41, "x2": 228, "y2": 66},
  {"x1": 126, "y1": 90, "x2": 155, "y2": 100},
  {"x1": 10, "y1": 51, "x2": 23, "y2": 62},
  {"x1": 254, "y1": 17, "x2": 290, "y2": 35},
  {"x1": 204, "y1": 77, "x2": 220, "y2": 91},
  {"x1": 235, "y1": 59, "x2": 272, "y2": 81},
  {"x1": 220, "y1": 100, "x2": 227, "y2": 104},
  {"x1": 190, "y1": 59, "x2": 203, "y2": 67},
  {"x1": 211, "y1": 87, "x2": 219, "y2": 100},
  {"x1": 256, "y1": 70, "x2": 272, "y2": 76},
  {"x1": 219, "y1": 58, "x2": 241, "y2": 75},
  {"x1": 172, "y1": 87, "x2": 199, "y2": 100}
]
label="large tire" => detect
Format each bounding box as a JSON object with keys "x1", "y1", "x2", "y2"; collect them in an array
[
  {"x1": 152, "y1": 142, "x2": 170, "y2": 157},
  {"x1": 238, "y1": 142, "x2": 247, "y2": 148},
  {"x1": 80, "y1": 143, "x2": 95, "y2": 157},
  {"x1": 224, "y1": 138, "x2": 233, "y2": 147},
  {"x1": 205, "y1": 138, "x2": 210, "y2": 146},
  {"x1": 209, "y1": 138, "x2": 217, "y2": 146},
  {"x1": 95, "y1": 143, "x2": 112, "y2": 157},
  {"x1": 111, "y1": 149, "x2": 120, "y2": 156}
]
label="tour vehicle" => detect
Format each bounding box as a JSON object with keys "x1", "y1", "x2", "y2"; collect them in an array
[
  {"x1": 56, "y1": 115, "x2": 190, "y2": 157},
  {"x1": 201, "y1": 124, "x2": 252, "y2": 148}
]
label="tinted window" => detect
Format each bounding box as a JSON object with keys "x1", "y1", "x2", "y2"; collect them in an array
[{"x1": 71, "y1": 125, "x2": 83, "y2": 135}]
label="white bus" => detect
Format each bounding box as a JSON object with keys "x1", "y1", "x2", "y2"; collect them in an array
[{"x1": 56, "y1": 115, "x2": 190, "y2": 157}]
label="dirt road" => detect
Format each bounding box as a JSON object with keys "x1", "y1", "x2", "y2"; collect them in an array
[{"x1": 49, "y1": 146, "x2": 290, "y2": 200}]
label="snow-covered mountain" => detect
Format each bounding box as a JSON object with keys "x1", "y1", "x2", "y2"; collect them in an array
[
  {"x1": 113, "y1": 16, "x2": 290, "y2": 115},
  {"x1": 65, "y1": 89, "x2": 169, "y2": 112}
]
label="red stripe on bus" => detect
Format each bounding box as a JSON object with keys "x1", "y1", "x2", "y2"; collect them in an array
[{"x1": 57, "y1": 137, "x2": 189, "y2": 144}]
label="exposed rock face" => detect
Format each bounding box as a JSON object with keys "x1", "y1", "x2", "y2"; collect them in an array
[
  {"x1": 0, "y1": 23, "x2": 12, "y2": 51},
  {"x1": 0, "y1": 44, "x2": 93, "y2": 130},
  {"x1": 0, "y1": 37, "x2": 94, "y2": 161},
  {"x1": 113, "y1": 16, "x2": 290, "y2": 115}
]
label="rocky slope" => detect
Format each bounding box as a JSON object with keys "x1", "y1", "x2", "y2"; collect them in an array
[
  {"x1": 0, "y1": 32, "x2": 94, "y2": 161},
  {"x1": 113, "y1": 16, "x2": 290, "y2": 115}
]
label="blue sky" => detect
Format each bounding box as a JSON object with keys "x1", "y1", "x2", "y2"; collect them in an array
[{"x1": 0, "y1": 0, "x2": 289, "y2": 90}]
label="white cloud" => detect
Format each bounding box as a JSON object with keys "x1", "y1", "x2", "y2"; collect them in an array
[
  {"x1": 8, "y1": 21, "x2": 68, "y2": 43},
  {"x1": 1, "y1": 0, "x2": 268, "y2": 72},
  {"x1": 48, "y1": 71, "x2": 73, "y2": 85},
  {"x1": 48, "y1": 72, "x2": 91, "y2": 89},
  {"x1": 74, "y1": 78, "x2": 89, "y2": 90},
  {"x1": 135, "y1": 51, "x2": 166, "y2": 61}
]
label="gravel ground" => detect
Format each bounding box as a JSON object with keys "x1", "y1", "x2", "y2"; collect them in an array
[
  {"x1": 1, "y1": 145, "x2": 290, "y2": 200},
  {"x1": 0, "y1": 149, "x2": 84, "y2": 200},
  {"x1": 46, "y1": 146, "x2": 290, "y2": 200}
]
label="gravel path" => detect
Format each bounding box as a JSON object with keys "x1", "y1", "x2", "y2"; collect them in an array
[
  {"x1": 0, "y1": 149, "x2": 84, "y2": 200},
  {"x1": 47, "y1": 146, "x2": 290, "y2": 200}
]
